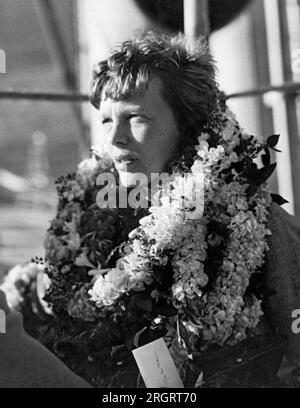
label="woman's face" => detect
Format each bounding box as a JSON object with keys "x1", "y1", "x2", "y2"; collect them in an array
[{"x1": 99, "y1": 77, "x2": 179, "y2": 187}]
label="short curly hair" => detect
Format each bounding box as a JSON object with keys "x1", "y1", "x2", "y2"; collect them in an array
[{"x1": 90, "y1": 31, "x2": 219, "y2": 137}]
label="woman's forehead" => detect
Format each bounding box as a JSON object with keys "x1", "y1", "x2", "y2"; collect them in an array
[
  {"x1": 99, "y1": 98, "x2": 147, "y2": 114},
  {"x1": 99, "y1": 77, "x2": 167, "y2": 114}
]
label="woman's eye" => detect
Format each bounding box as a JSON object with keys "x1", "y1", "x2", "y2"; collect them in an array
[{"x1": 129, "y1": 115, "x2": 148, "y2": 124}]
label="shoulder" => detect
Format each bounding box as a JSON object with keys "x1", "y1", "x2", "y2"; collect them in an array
[
  {"x1": 267, "y1": 202, "x2": 300, "y2": 242},
  {"x1": 264, "y1": 203, "x2": 300, "y2": 367},
  {"x1": 266, "y1": 203, "x2": 300, "y2": 278},
  {"x1": 265, "y1": 202, "x2": 300, "y2": 293}
]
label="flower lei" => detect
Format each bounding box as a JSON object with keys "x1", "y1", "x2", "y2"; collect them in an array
[
  {"x1": 87, "y1": 106, "x2": 272, "y2": 352},
  {"x1": 1, "y1": 101, "x2": 282, "y2": 386}
]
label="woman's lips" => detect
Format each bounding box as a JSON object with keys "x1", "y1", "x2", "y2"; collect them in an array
[{"x1": 114, "y1": 158, "x2": 139, "y2": 171}]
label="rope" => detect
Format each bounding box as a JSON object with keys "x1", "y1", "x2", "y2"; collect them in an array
[
  {"x1": 0, "y1": 90, "x2": 89, "y2": 102},
  {"x1": 226, "y1": 81, "x2": 300, "y2": 100},
  {"x1": 0, "y1": 81, "x2": 299, "y2": 103}
]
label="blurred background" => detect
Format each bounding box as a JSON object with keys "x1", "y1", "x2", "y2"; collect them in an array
[{"x1": 0, "y1": 0, "x2": 300, "y2": 276}]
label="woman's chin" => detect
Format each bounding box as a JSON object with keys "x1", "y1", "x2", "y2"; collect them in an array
[{"x1": 118, "y1": 171, "x2": 149, "y2": 188}]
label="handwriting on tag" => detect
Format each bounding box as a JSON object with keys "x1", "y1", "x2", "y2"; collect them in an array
[{"x1": 132, "y1": 337, "x2": 184, "y2": 388}]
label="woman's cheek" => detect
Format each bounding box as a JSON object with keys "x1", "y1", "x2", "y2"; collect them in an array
[{"x1": 131, "y1": 122, "x2": 154, "y2": 143}]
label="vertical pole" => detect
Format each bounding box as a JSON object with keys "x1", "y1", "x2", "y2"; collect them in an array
[
  {"x1": 277, "y1": 0, "x2": 300, "y2": 218},
  {"x1": 251, "y1": 0, "x2": 278, "y2": 194},
  {"x1": 184, "y1": 0, "x2": 210, "y2": 40},
  {"x1": 263, "y1": 0, "x2": 295, "y2": 215},
  {"x1": 31, "y1": 0, "x2": 89, "y2": 158}
]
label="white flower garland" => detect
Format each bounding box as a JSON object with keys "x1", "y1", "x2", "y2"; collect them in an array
[{"x1": 89, "y1": 107, "x2": 272, "y2": 349}]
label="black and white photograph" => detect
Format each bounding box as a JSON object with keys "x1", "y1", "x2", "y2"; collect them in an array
[{"x1": 0, "y1": 0, "x2": 300, "y2": 391}]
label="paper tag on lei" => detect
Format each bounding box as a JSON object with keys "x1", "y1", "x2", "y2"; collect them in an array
[{"x1": 132, "y1": 337, "x2": 184, "y2": 388}]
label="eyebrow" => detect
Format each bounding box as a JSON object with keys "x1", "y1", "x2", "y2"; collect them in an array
[{"x1": 99, "y1": 103, "x2": 150, "y2": 117}]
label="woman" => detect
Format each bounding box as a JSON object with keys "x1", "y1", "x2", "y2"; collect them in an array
[
  {"x1": 89, "y1": 31, "x2": 300, "y2": 383},
  {"x1": 1, "y1": 31, "x2": 300, "y2": 387}
]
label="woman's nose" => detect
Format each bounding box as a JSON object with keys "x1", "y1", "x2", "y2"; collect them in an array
[{"x1": 108, "y1": 122, "x2": 130, "y2": 146}]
